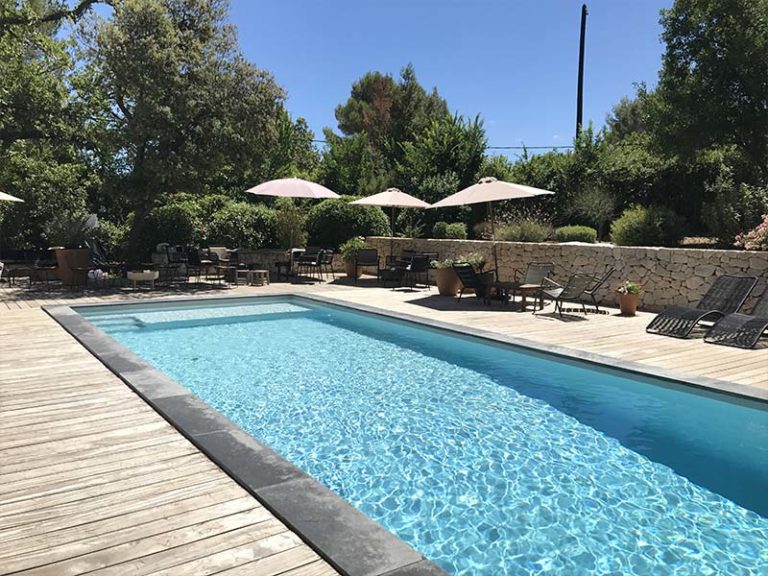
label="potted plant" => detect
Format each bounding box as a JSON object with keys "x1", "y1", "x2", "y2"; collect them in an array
[
  {"x1": 340, "y1": 237, "x2": 366, "y2": 278},
  {"x1": 431, "y1": 258, "x2": 460, "y2": 296},
  {"x1": 617, "y1": 280, "x2": 642, "y2": 316},
  {"x1": 44, "y1": 212, "x2": 92, "y2": 286}
]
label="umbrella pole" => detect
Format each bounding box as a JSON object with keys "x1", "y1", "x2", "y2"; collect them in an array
[
  {"x1": 390, "y1": 206, "x2": 395, "y2": 265},
  {"x1": 488, "y1": 202, "x2": 498, "y2": 277}
]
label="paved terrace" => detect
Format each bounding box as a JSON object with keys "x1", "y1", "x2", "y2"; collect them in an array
[{"x1": 1, "y1": 279, "x2": 766, "y2": 575}]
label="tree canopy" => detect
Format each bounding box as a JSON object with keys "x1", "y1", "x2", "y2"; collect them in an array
[{"x1": 1, "y1": 0, "x2": 766, "y2": 253}]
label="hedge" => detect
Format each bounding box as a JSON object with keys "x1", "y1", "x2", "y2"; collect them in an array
[
  {"x1": 306, "y1": 197, "x2": 389, "y2": 248},
  {"x1": 554, "y1": 225, "x2": 597, "y2": 243}
]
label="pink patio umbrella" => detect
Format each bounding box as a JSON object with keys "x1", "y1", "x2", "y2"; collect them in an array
[
  {"x1": 351, "y1": 188, "x2": 430, "y2": 261},
  {"x1": 245, "y1": 177, "x2": 340, "y2": 200},
  {"x1": 431, "y1": 176, "x2": 555, "y2": 270}
]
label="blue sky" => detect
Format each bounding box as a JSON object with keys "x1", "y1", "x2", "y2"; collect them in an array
[{"x1": 229, "y1": 0, "x2": 672, "y2": 158}]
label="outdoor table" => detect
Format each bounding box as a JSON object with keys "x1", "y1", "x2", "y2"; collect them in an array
[{"x1": 127, "y1": 270, "x2": 159, "y2": 290}]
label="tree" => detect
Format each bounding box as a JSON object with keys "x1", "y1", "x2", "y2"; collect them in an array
[
  {"x1": 653, "y1": 0, "x2": 768, "y2": 175},
  {"x1": 76, "y1": 0, "x2": 287, "y2": 259},
  {"x1": 333, "y1": 64, "x2": 449, "y2": 165}
]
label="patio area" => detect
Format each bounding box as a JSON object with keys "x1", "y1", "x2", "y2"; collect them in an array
[{"x1": 1, "y1": 278, "x2": 766, "y2": 575}]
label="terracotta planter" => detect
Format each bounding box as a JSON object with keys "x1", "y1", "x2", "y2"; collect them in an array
[
  {"x1": 434, "y1": 267, "x2": 461, "y2": 296},
  {"x1": 344, "y1": 260, "x2": 361, "y2": 279},
  {"x1": 618, "y1": 292, "x2": 639, "y2": 316},
  {"x1": 53, "y1": 247, "x2": 90, "y2": 286}
]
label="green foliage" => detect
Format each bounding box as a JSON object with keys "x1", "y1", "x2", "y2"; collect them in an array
[
  {"x1": 206, "y1": 202, "x2": 277, "y2": 249},
  {"x1": 444, "y1": 222, "x2": 467, "y2": 239},
  {"x1": 339, "y1": 236, "x2": 367, "y2": 261},
  {"x1": 306, "y1": 197, "x2": 389, "y2": 248},
  {"x1": 138, "y1": 202, "x2": 202, "y2": 255},
  {"x1": 554, "y1": 225, "x2": 597, "y2": 243},
  {"x1": 275, "y1": 200, "x2": 307, "y2": 249},
  {"x1": 568, "y1": 186, "x2": 617, "y2": 239},
  {"x1": 43, "y1": 211, "x2": 91, "y2": 249},
  {"x1": 93, "y1": 219, "x2": 130, "y2": 257},
  {"x1": 431, "y1": 221, "x2": 448, "y2": 238},
  {"x1": 610, "y1": 205, "x2": 685, "y2": 247},
  {"x1": 654, "y1": 0, "x2": 768, "y2": 173},
  {"x1": 77, "y1": 0, "x2": 288, "y2": 257},
  {"x1": 456, "y1": 252, "x2": 486, "y2": 271},
  {"x1": 617, "y1": 280, "x2": 643, "y2": 295},
  {"x1": 317, "y1": 131, "x2": 387, "y2": 195},
  {"x1": 700, "y1": 167, "x2": 768, "y2": 244},
  {"x1": 496, "y1": 219, "x2": 553, "y2": 243}
]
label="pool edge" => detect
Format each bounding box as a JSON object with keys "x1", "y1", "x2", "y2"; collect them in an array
[{"x1": 43, "y1": 301, "x2": 446, "y2": 576}]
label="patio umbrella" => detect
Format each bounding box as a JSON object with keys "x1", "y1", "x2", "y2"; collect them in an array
[
  {"x1": 351, "y1": 188, "x2": 430, "y2": 262},
  {"x1": 245, "y1": 177, "x2": 340, "y2": 199},
  {"x1": 431, "y1": 176, "x2": 555, "y2": 269},
  {"x1": 0, "y1": 191, "x2": 23, "y2": 202}
]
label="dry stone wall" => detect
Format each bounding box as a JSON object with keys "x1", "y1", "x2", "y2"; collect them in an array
[{"x1": 365, "y1": 237, "x2": 768, "y2": 311}]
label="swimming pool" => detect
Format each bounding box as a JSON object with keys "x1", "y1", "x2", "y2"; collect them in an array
[{"x1": 80, "y1": 297, "x2": 768, "y2": 575}]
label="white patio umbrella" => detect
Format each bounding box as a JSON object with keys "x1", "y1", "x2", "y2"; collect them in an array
[
  {"x1": 0, "y1": 191, "x2": 24, "y2": 202},
  {"x1": 245, "y1": 177, "x2": 340, "y2": 199},
  {"x1": 351, "y1": 188, "x2": 430, "y2": 262},
  {"x1": 0, "y1": 192, "x2": 23, "y2": 280},
  {"x1": 431, "y1": 176, "x2": 555, "y2": 269}
]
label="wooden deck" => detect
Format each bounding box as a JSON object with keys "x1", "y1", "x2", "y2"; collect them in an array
[
  {"x1": 1, "y1": 278, "x2": 766, "y2": 575},
  {"x1": 0, "y1": 303, "x2": 337, "y2": 576}
]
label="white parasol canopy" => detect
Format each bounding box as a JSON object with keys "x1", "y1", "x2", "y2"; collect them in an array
[
  {"x1": 431, "y1": 177, "x2": 555, "y2": 272},
  {"x1": 0, "y1": 191, "x2": 24, "y2": 202},
  {"x1": 245, "y1": 177, "x2": 340, "y2": 199},
  {"x1": 430, "y1": 176, "x2": 554, "y2": 209},
  {"x1": 351, "y1": 188, "x2": 430, "y2": 261}
]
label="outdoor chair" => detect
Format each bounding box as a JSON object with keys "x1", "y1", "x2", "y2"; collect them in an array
[
  {"x1": 535, "y1": 273, "x2": 595, "y2": 317},
  {"x1": 401, "y1": 255, "x2": 431, "y2": 290},
  {"x1": 704, "y1": 287, "x2": 768, "y2": 349},
  {"x1": 320, "y1": 249, "x2": 335, "y2": 280},
  {"x1": 506, "y1": 262, "x2": 554, "y2": 309},
  {"x1": 354, "y1": 249, "x2": 380, "y2": 283},
  {"x1": 296, "y1": 249, "x2": 324, "y2": 281},
  {"x1": 453, "y1": 263, "x2": 494, "y2": 303},
  {"x1": 646, "y1": 275, "x2": 758, "y2": 339},
  {"x1": 582, "y1": 265, "x2": 615, "y2": 313}
]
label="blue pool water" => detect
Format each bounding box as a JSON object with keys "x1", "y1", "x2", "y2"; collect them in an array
[{"x1": 82, "y1": 298, "x2": 768, "y2": 575}]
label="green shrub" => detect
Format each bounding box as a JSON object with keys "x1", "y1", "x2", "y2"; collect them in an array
[
  {"x1": 93, "y1": 220, "x2": 130, "y2": 258},
  {"x1": 432, "y1": 221, "x2": 448, "y2": 238},
  {"x1": 496, "y1": 219, "x2": 553, "y2": 242},
  {"x1": 207, "y1": 202, "x2": 277, "y2": 249},
  {"x1": 701, "y1": 167, "x2": 768, "y2": 243},
  {"x1": 610, "y1": 205, "x2": 685, "y2": 246},
  {"x1": 306, "y1": 197, "x2": 389, "y2": 248},
  {"x1": 555, "y1": 225, "x2": 597, "y2": 243},
  {"x1": 339, "y1": 236, "x2": 367, "y2": 261},
  {"x1": 275, "y1": 201, "x2": 307, "y2": 249},
  {"x1": 139, "y1": 203, "x2": 201, "y2": 254},
  {"x1": 444, "y1": 222, "x2": 468, "y2": 239}
]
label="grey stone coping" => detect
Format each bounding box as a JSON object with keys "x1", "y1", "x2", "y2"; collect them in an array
[{"x1": 44, "y1": 291, "x2": 768, "y2": 576}]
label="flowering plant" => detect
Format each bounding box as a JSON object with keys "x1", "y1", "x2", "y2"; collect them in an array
[
  {"x1": 616, "y1": 280, "x2": 642, "y2": 295},
  {"x1": 734, "y1": 214, "x2": 768, "y2": 251}
]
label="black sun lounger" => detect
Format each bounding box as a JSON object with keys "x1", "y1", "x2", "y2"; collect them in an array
[
  {"x1": 704, "y1": 287, "x2": 768, "y2": 349},
  {"x1": 646, "y1": 275, "x2": 758, "y2": 339}
]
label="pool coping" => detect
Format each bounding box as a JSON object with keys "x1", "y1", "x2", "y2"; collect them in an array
[{"x1": 43, "y1": 292, "x2": 768, "y2": 576}]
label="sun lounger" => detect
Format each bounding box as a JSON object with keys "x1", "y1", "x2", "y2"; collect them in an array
[
  {"x1": 704, "y1": 287, "x2": 768, "y2": 349},
  {"x1": 453, "y1": 263, "x2": 494, "y2": 303},
  {"x1": 646, "y1": 275, "x2": 757, "y2": 338}
]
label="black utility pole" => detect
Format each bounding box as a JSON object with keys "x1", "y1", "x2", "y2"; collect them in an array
[{"x1": 576, "y1": 3, "x2": 588, "y2": 138}]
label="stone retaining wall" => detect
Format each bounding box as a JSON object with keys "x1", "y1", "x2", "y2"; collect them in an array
[{"x1": 365, "y1": 237, "x2": 768, "y2": 311}]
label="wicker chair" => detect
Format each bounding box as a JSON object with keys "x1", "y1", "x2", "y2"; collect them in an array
[{"x1": 646, "y1": 275, "x2": 758, "y2": 339}]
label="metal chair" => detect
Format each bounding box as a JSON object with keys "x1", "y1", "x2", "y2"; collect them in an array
[
  {"x1": 582, "y1": 265, "x2": 615, "y2": 313},
  {"x1": 536, "y1": 273, "x2": 595, "y2": 317}
]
